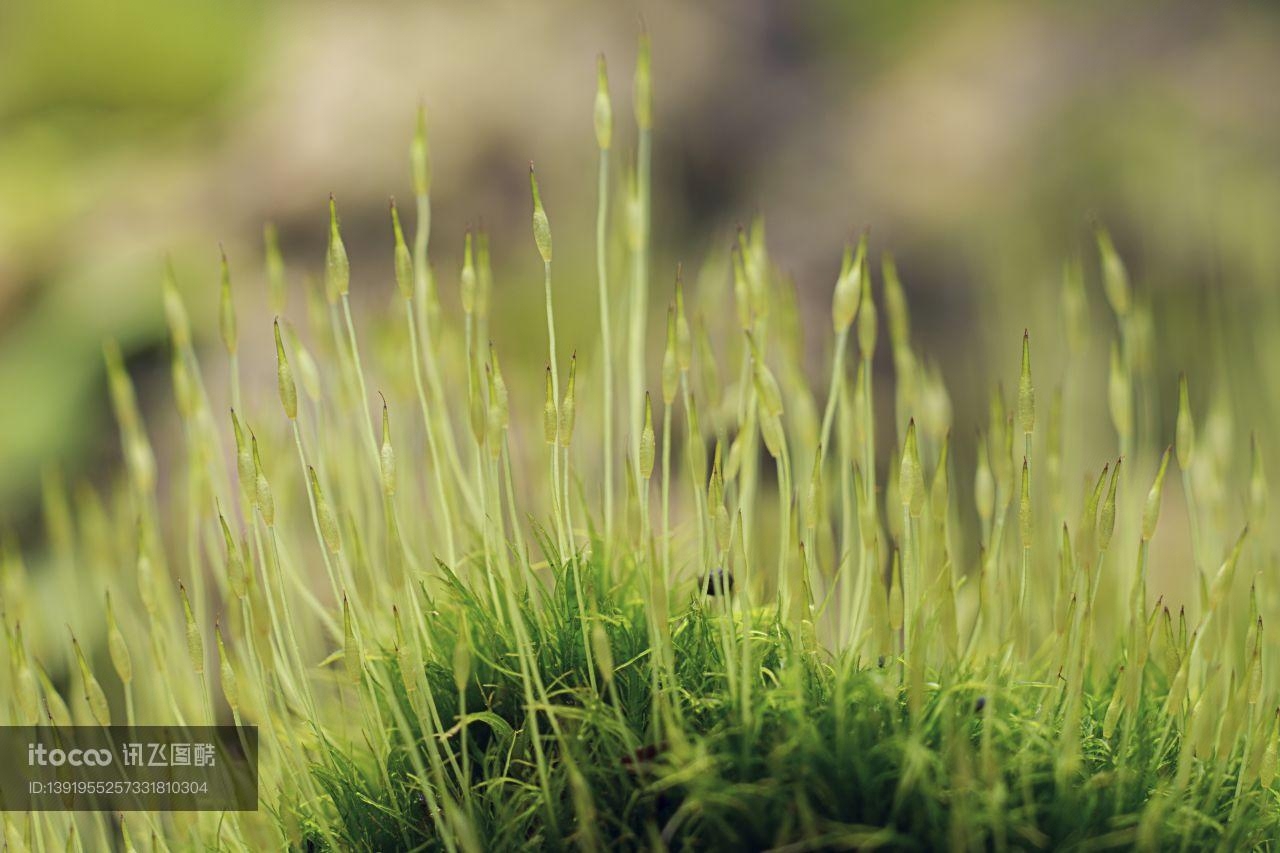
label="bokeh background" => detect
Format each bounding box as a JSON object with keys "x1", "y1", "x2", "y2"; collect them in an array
[{"x1": 4, "y1": 0, "x2": 1280, "y2": 544}]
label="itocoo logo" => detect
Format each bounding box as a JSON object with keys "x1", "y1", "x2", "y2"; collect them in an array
[{"x1": 27, "y1": 743, "x2": 113, "y2": 767}]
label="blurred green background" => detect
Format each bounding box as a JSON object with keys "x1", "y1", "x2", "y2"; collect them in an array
[{"x1": 3, "y1": 0, "x2": 1280, "y2": 536}]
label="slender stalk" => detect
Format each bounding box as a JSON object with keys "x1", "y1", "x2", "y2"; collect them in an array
[
  {"x1": 817, "y1": 330, "x2": 848, "y2": 464},
  {"x1": 901, "y1": 508, "x2": 915, "y2": 663},
  {"x1": 410, "y1": 194, "x2": 480, "y2": 526},
  {"x1": 265, "y1": 529, "x2": 320, "y2": 720},
  {"x1": 596, "y1": 143, "x2": 615, "y2": 547},
  {"x1": 563, "y1": 444, "x2": 575, "y2": 547},
  {"x1": 542, "y1": 258, "x2": 569, "y2": 559},
  {"x1": 629, "y1": 133, "x2": 652, "y2": 480},
  {"x1": 661, "y1": 401, "x2": 673, "y2": 592},
  {"x1": 341, "y1": 295, "x2": 385, "y2": 476},
  {"x1": 563, "y1": 447, "x2": 597, "y2": 694},
  {"x1": 405, "y1": 306, "x2": 458, "y2": 565},
  {"x1": 1180, "y1": 465, "x2": 1207, "y2": 611},
  {"x1": 675, "y1": 319, "x2": 711, "y2": 568},
  {"x1": 776, "y1": 440, "x2": 793, "y2": 619},
  {"x1": 413, "y1": 179, "x2": 432, "y2": 339},
  {"x1": 501, "y1": 442, "x2": 532, "y2": 585},
  {"x1": 862, "y1": 359, "x2": 876, "y2": 522},
  {"x1": 737, "y1": 352, "x2": 760, "y2": 558},
  {"x1": 228, "y1": 352, "x2": 242, "y2": 415},
  {"x1": 293, "y1": 423, "x2": 344, "y2": 604}
]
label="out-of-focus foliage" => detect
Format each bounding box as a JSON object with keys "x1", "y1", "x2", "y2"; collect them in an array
[{"x1": 0, "y1": 0, "x2": 261, "y2": 515}]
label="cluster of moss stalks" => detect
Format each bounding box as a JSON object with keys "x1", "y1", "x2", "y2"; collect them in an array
[{"x1": 3, "y1": 37, "x2": 1278, "y2": 852}]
